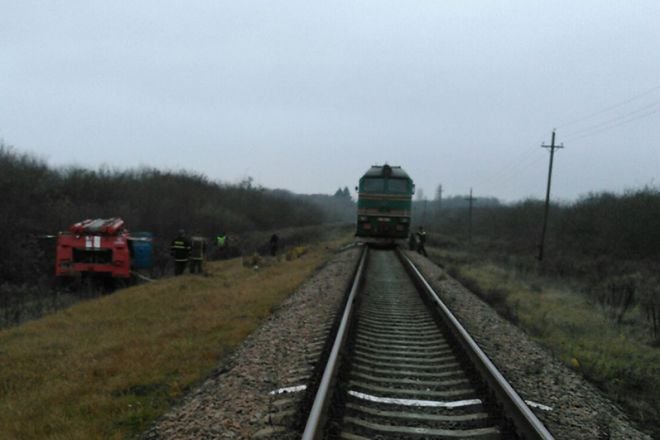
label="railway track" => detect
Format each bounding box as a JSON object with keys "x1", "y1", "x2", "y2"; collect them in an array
[{"x1": 301, "y1": 246, "x2": 553, "y2": 439}]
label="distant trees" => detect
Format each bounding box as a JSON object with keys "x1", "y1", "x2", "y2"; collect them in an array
[
  {"x1": 555, "y1": 189, "x2": 660, "y2": 261},
  {"x1": 334, "y1": 186, "x2": 351, "y2": 200},
  {"x1": 306, "y1": 190, "x2": 355, "y2": 223},
  {"x1": 427, "y1": 188, "x2": 660, "y2": 264}
]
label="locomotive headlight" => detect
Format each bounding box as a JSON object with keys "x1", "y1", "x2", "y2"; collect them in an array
[{"x1": 359, "y1": 216, "x2": 367, "y2": 221}]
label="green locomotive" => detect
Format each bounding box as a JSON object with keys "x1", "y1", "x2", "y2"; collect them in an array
[{"x1": 356, "y1": 164, "x2": 414, "y2": 240}]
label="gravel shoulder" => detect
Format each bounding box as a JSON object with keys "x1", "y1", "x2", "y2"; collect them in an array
[
  {"x1": 141, "y1": 247, "x2": 360, "y2": 439},
  {"x1": 405, "y1": 250, "x2": 652, "y2": 440}
]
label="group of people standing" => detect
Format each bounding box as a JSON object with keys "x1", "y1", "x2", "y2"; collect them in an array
[
  {"x1": 169, "y1": 231, "x2": 281, "y2": 276},
  {"x1": 170, "y1": 227, "x2": 426, "y2": 276},
  {"x1": 169, "y1": 230, "x2": 228, "y2": 275}
]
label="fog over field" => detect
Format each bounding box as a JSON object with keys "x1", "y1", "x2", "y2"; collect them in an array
[{"x1": 2, "y1": 1, "x2": 659, "y2": 201}]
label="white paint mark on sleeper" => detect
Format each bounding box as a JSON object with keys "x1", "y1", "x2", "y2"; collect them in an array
[
  {"x1": 525, "y1": 400, "x2": 553, "y2": 411},
  {"x1": 348, "y1": 390, "x2": 481, "y2": 408},
  {"x1": 269, "y1": 385, "x2": 307, "y2": 395}
]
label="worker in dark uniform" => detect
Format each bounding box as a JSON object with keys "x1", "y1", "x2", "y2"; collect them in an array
[
  {"x1": 416, "y1": 226, "x2": 428, "y2": 257},
  {"x1": 269, "y1": 233, "x2": 279, "y2": 256},
  {"x1": 408, "y1": 231, "x2": 417, "y2": 250},
  {"x1": 170, "y1": 230, "x2": 191, "y2": 275},
  {"x1": 189, "y1": 234, "x2": 207, "y2": 274}
]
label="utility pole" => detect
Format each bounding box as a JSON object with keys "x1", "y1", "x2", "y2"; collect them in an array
[
  {"x1": 538, "y1": 130, "x2": 564, "y2": 261},
  {"x1": 466, "y1": 188, "x2": 474, "y2": 242},
  {"x1": 435, "y1": 184, "x2": 443, "y2": 218}
]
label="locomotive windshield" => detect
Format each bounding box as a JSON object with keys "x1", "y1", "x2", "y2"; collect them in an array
[
  {"x1": 387, "y1": 178, "x2": 410, "y2": 194},
  {"x1": 362, "y1": 178, "x2": 385, "y2": 192},
  {"x1": 361, "y1": 177, "x2": 411, "y2": 193}
]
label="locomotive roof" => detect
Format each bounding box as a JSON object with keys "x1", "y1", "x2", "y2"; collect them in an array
[{"x1": 362, "y1": 165, "x2": 410, "y2": 179}]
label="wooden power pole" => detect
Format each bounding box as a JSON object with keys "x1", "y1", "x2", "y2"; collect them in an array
[
  {"x1": 466, "y1": 188, "x2": 474, "y2": 242},
  {"x1": 538, "y1": 130, "x2": 564, "y2": 261}
]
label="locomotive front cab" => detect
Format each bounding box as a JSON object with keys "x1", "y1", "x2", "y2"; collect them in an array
[{"x1": 356, "y1": 165, "x2": 414, "y2": 240}]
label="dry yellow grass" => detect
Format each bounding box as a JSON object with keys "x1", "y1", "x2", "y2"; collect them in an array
[
  {"x1": 449, "y1": 260, "x2": 660, "y2": 436},
  {"x1": 0, "y1": 239, "x2": 348, "y2": 440}
]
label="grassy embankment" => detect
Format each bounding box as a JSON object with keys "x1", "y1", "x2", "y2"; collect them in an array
[
  {"x1": 429, "y1": 245, "x2": 660, "y2": 436},
  {"x1": 0, "y1": 238, "x2": 350, "y2": 440}
]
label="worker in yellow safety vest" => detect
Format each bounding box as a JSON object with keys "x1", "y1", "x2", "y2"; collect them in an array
[
  {"x1": 216, "y1": 233, "x2": 227, "y2": 248},
  {"x1": 213, "y1": 232, "x2": 227, "y2": 259}
]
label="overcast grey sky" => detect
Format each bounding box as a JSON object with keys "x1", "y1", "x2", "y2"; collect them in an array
[{"x1": 2, "y1": 1, "x2": 659, "y2": 201}]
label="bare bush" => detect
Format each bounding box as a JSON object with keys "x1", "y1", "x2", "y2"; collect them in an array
[
  {"x1": 589, "y1": 273, "x2": 641, "y2": 323},
  {"x1": 639, "y1": 277, "x2": 660, "y2": 340}
]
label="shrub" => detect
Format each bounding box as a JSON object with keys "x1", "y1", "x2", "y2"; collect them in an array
[{"x1": 285, "y1": 246, "x2": 307, "y2": 261}]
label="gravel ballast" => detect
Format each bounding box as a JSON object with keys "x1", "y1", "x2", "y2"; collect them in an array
[
  {"x1": 141, "y1": 247, "x2": 360, "y2": 439},
  {"x1": 142, "y1": 246, "x2": 652, "y2": 439},
  {"x1": 405, "y1": 250, "x2": 652, "y2": 440}
]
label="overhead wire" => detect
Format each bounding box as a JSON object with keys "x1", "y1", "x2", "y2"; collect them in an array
[
  {"x1": 473, "y1": 149, "x2": 546, "y2": 197},
  {"x1": 562, "y1": 100, "x2": 660, "y2": 139},
  {"x1": 469, "y1": 84, "x2": 660, "y2": 200},
  {"x1": 563, "y1": 105, "x2": 660, "y2": 141},
  {"x1": 471, "y1": 147, "x2": 537, "y2": 189},
  {"x1": 494, "y1": 154, "x2": 547, "y2": 195},
  {"x1": 556, "y1": 84, "x2": 660, "y2": 130}
]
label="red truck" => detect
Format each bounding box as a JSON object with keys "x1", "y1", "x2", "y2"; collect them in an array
[{"x1": 55, "y1": 218, "x2": 151, "y2": 279}]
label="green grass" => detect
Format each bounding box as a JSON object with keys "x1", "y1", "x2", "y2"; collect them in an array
[
  {"x1": 433, "y1": 248, "x2": 660, "y2": 436},
  {"x1": 0, "y1": 238, "x2": 350, "y2": 440}
]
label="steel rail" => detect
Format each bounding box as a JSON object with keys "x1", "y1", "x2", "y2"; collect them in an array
[
  {"x1": 302, "y1": 245, "x2": 368, "y2": 440},
  {"x1": 398, "y1": 250, "x2": 554, "y2": 440}
]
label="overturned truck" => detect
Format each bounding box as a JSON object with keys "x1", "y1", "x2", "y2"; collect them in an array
[{"x1": 55, "y1": 218, "x2": 152, "y2": 280}]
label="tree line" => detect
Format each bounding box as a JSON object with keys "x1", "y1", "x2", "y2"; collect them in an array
[
  {"x1": 0, "y1": 144, "x2": 353, "y2": 286},
  {"x1": 422, "y1": 189, "x2": 660, "y2": 266},
  {"x1": 421, "y1": 188, "x2": 660, "y2": 337}
]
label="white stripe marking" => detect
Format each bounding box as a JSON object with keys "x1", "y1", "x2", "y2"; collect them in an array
[
  {"x1": 269, "y1": 385, "x2": 307, "y2": 395},
  {"x1": 348, "y1": 390, "x2": 481, "y2": 408},
  {"x1": 525, "y1": 400, "x2": 553, "y2": 411}
]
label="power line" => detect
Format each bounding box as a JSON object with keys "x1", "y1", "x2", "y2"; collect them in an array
[
  {"x1": 563, "y1": 101, "x2": 660, "y2": 139},
  {"x1": 556, "y1": 84, "x2": 660, "y2": 129},
  {"x1": 563, "y1": 106, "x2": 660, "y2": 141},
  {"x1": 472, "y1": 147, "x2": 538, "y2": 190},
  {"x1": 473, "y1": 149, "x2": 543, "y2": 195},
  {"x1": 471, "y1": 85, "x2": 660, "y2": 201},
  {"x1": 491, "y1": 155, "x2": 547, "y2": 195}
]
